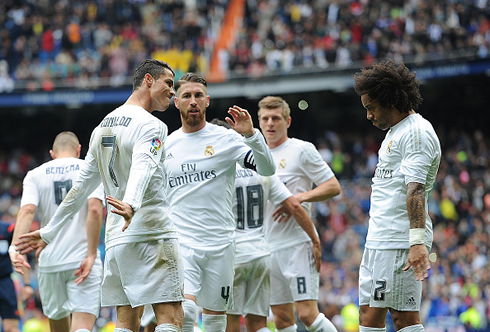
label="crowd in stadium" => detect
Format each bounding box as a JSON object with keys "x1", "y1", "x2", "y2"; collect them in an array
[
  {"x1": 226, "y1": 0, "x2": 489, "y2": 77},
  {"x1": 1, "y1": 0, "x2": 489, "y2": 92},
  {"x1": 1, "y1": 126, "x2": 489, "y2": 331},
  {"x1": 1, "y1": 0, "x2": 490, "y2": 331}
]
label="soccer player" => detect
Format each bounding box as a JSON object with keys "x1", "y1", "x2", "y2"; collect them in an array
[
  {"x1": 15, "y1": 59, "x2": 185, "y2": 332},
  {"x1": 206, "y1": 119, "x2": 321, "y2": 332},
  {"x1": 353, "y1": 60, "x2": 441, "y2": 332},
  {"x1": 164, "y1": 73, "x2": 275, "y2": 332},
  {"x1": 257, "y1": 96, "x2": 341, "y2": 332},
  {"x1": 9, "y1": 131, "x2": 104, "y2": 332},
  {"x1": 1, "y1": 221, "x2": 33, "y2": 332},
  {"x1": 227, "y1": 160, "x2": 323, "y2": 332}
]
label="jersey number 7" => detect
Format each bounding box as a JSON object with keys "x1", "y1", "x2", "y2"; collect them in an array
[{"x1": 102, "y1": 135, "x2": 119, "y2": 187}]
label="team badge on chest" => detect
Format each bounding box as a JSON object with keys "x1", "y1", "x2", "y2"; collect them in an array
[
  {"x1": 279, "y1": 158, "x2": 286, "y2": 169},
  {"x1": 205, "y1": 146, "x2": 215, "y2": 156},
  {"x1": 386, "y1": 140, "x2": 393, "y2": 155}
]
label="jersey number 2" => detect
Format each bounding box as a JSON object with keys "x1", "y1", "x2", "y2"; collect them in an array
[{"x1": 102, "y1": 135, "x2": 119, "y2": 187}]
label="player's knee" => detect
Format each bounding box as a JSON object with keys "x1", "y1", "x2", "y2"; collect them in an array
[
  {"x1": 297, "y1": 310, "x2": 316, "y2": 327},
  {"x1": 273, "y1": 310, "x2": 295, "y2": 328},
  {"x1": 390, "y1": 311, "x2": 421, "y2": 330}
]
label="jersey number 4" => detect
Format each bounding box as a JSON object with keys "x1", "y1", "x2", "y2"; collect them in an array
[
  {"x1": 102, "y1": 135, "x2": 119, "y2": 187},
  {"x1": 235, "y1": 184, "x2": 264, "y2": 229}
]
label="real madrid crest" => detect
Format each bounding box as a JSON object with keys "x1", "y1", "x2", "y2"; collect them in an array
[
  {"x1": 205, "y1": 146, "x2": 215, "y2": 156},
  {"x1": 387, "y1": 140, "x2": 393, "y2": 154},
  {"x1": 279, "y1": 158, "x2": 286, "y2": 169}
]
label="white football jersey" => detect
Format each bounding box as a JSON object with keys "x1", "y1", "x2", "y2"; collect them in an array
[
  {"x1": 366, "y1": 113, "x2": 441, "y2": 249},
  {"x1": 164, "y1": 122, "x2": 275, "y2": 250},
  {"x1": 41, "y1": 105, "x2": 177, "y2": 249},
  {"x1": 233, "y1": 164, "x2": 291, "y2": 264},
  {"x1": 264, "y1": 138, "x2": 335, "y2": 251},
  {"x1": 21, "y1": 157, "x2": 105, "y2": 273}
]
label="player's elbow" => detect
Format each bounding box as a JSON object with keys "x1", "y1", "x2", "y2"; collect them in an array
[
  {"x1": 87, "y1": 199, "x2": 104, "y2": 221},
  {"x1": 332, "y1": 182, "x2": 341, "y2": 197},
  {"x1": 21, "y1": 204, "x2": 37, "y2": 216}
]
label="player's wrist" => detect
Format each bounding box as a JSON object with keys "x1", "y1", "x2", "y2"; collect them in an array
[
  {"x1": 409, "y1": 228, "x2": 425, "y2": 247},
  {"x1": 8, "y1": 245, "x2": 18, "y2": 254},
  {"x1": 242, "y1": 128, "x2": 256, "y2": 138}
]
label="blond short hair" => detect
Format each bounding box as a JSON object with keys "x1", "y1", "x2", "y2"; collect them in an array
[{"x1": 257, "y1": 96, "x2": 290, "y2": 120}]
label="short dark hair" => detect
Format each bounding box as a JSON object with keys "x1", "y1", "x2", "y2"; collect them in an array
[
  {"x1": 132, "y1": 59, "x2": 175, "y2": 91},
  {"x1": 353, "y1": 60, "x2": 423, "y2": 113},
  {"x1": 174, "y1": 72, "x2": 207, "y2": 93}
]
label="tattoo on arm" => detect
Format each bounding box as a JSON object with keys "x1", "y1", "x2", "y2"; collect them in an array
[{"x1": 407, "y1": 182, "x2": 425, "y2": 229}]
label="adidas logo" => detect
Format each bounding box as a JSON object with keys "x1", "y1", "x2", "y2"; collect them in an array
[
  {"x1": 406, "y1": 297, "x2": 416, "y2": 307},
  {"x1": 166, "y1": 153, "x2": 174, "y2": 160}
]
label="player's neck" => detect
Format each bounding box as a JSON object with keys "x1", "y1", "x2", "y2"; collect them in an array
[
  {"x1": 267, "y1": 136, "x2": 288, "y2": 149},
  {"x1": 124, "y1": 92, "x2": 152, "y2": 113},
  {"x1": 182, "y1": 121, "x2": 206, "y2": 133},
  {"x1": 392, "y1": 109, "x2": 415, "y2": 127}
]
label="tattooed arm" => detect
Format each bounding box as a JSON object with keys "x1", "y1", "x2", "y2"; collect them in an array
[{"x1": 403, "y1": 182, "x2": 431, "y2": 281}]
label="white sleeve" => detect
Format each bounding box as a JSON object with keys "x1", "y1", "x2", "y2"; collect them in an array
[
  {"x1": 300, "y1": 142, "x2": 335, "y2": 185},
  {"x1": 238, "y1": 129, "x2": 275, "y2": 176},
  {"x1": 20, "y1": 171, "x2": 39, "y2": 208},
  {"x1": 400, "y1": 131, "x2": 437, "y2": 185},
  {"x1": 123, "y1": 120, "x2": 167, "y2": 212},
  {"x1": 88, "y1": 183, "x2": 105, "y2": 205},
  {"x1": 40, "y1": 150, "x2": 102, "y2": 244},
  {"x1": 268, "y1": 175, "x2": 293, "y2": 205}
]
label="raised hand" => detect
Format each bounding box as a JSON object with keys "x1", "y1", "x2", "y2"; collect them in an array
[{"x1": 225, "y1": 105, "x2": 255, "y2": 137}]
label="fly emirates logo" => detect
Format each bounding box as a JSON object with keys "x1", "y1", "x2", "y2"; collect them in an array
[
  {"x1": 373, "y1": 159, "x2": 394, "y2": 179},
  {"x1": 168, "y1": 163, "x2": 217, "y2": 188}
]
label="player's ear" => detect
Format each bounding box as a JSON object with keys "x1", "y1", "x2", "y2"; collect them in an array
[
  {"x1": 206, "y1": 95, "x2": 210, "y2": 108},
  {"x1": 49, "y1": 150, "x2": 56, "y2": 160},
  {"x1": 145, "y1": 73, "x2": 153, "y2": 86},
  {"x1": 174, "y1": 97, "x2": 180, "y2": 109},
  {"x1": 76, "y1": 145, "x2": 81, "y2": 158}
]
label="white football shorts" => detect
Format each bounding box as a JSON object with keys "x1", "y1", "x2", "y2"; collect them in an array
[
  {"x1": 227, "y1": 255, "x2": 271, "y2": 317},
  {"x1": 359, "y1": 248, "x2": 422, "y2": 311},
  {"x1": 181, "y1": 242, "x2": 235, "y2": 311},
  {"x1": 270, "y1": 241, "x2": 319, "y2": 305},
  {"x1": 38, "y1": 260, "x2": 102, "y2": 320},
  {"x1": 101, "y1": 239, "x2": 184, "y2": 307}
]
